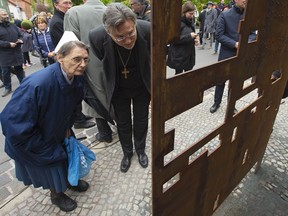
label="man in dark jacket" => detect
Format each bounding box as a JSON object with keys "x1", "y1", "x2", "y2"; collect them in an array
[
  {"x1": 50, "y1": 0, "x2": 95, "y2": 129},
  {"x1": 130, "y1": 0, "x2": 151, "y2": 21},
  {"x1": 210, "y1": 0, "x2": 247, "y2": 113},
  {"x1": 50, "y1": 0, "x2": 72, "y2": 47},
  {"x1": 0, "y1": 9, "x2": 25, "y2": 97},
  {"x1": 198, "y1": 5, "x2": 207, "y2": 45},
  {"x1": 89, "y1": 3, "x2": 150, "y2": 173}
]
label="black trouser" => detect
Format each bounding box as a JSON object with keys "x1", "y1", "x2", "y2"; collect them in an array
[
  {"x1": 214, "y1": 82, "x2": 226, "y2": 105},
  {"x1": 112, "y1": 87, "x2": 150, "y2": 157},
  {"x1": 23, "y1": 52, "x2": 31, "y2": 64},
  {"x1": 74, "y1": 104, "x2": 86, "y2": 123},
  {"x1": 175, "y1": 68, "x2": 193, "y2": 75},
  {"x1": 96, "y1": 118, "x2": 112, "y2": 139}
]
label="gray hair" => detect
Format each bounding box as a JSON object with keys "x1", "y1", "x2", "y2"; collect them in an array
[
  {"x1": 103, "y1": 3, "x2": 136, "y2": 33},
  {"x1": 57, "y1": 41, "x2": 89, "y2": 57}
]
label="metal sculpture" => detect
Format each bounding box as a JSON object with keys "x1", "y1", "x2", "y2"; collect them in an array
[{"x1": 151, "y1": 0, "x2": 288, "y2": 215}]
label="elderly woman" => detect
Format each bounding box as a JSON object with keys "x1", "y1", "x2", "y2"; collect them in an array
[{"x1": 1, "y1": 41, "x2": 90, "y2": 212}]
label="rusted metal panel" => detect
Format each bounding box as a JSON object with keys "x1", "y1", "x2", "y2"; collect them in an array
[{"x1": 151, "y1": 0, "x2": 288, "y2": 215}]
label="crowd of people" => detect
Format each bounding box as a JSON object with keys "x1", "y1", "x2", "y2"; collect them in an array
[{"x1": 1, "y1": 0, "x2": 287, "y2": 213}]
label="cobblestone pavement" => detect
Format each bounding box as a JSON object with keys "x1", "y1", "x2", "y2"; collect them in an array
[{"x1": 0, "y1": 52, "x2": 287, "y2": 215}]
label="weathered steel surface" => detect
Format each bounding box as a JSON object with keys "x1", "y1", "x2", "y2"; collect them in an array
[{"x1": 151, "y1": 0, "x2": 288, "y2": 215}]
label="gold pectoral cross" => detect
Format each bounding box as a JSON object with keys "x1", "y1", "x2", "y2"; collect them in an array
[{"x1": 122, "y1": 67, "x2": 129, "y2": 79}]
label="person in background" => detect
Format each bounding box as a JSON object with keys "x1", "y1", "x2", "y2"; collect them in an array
[
  {"x1": 210, "y1": 0, "x2": 253, "y2": 113},
  {"x1": 228, "y1": 0, "x2": 235, "y2": 8},
  {"x1": 33, "y1": 16, "x2": 56, "y2": 65},
  {"x1": 1, "y1": 41, "x2": 90, "y2": 212},
  {"x1": 198, "y1": 5, "x2": 207, "y2": 45},
  {"x1": 20, "y1": 20, "x2": 35, "y2": 68},
  {"x1": 39, "y1": 11, "x2": 52, "y2": 26},
  {"x1": 50, "y1": 0, "x2": 95, "y2": 129},
  {"x1": 217, "y1": 0, "x2": 226, "y2": 10},
  {"x1": 167, "y1": 1, "x2": 199, "y2": 75},
  {"x1": 212, "y1": 4, "x2": 222, "y2": 55},
  {"x1": 0, "y1": 9, "x2": 25, "y2": 97},
  {"x1": 64, "y1": 0, "x2": 114, "y2": 143},
  {"x1": 200, "y1": 1, "x2": 217, "y2": 50},
  {"x1": 0, "y1": 69, "x2": 4, "y2": 88},
  {"x1": 130, "y1": 0, "x2": 151, "y2": 21},
  {"x1": 89, "y1": 3, "x2": 151, "y2": 173},
  {"x1": 50, "y1": 0, "x2": 72, "y2": 47}
]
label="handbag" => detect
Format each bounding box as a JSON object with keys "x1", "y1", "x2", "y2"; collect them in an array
[{"x1": 64, "y1": 136, "x2": 96, "y2": 186}]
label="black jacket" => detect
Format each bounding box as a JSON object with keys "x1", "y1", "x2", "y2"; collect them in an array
[
  {"x1": 50, "y1": 9, "x2": 65, "y2": 47},
  {"x1": 167, "y1": 16, "x2": 196, "y2": 71},
  {"x1": 88, "y1": 20, "x2": 151, "y2": 114},
  {"x1": 0, "y1": 22, "x2": 23, "y2": 66}
]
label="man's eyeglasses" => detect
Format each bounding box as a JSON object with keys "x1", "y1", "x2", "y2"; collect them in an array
[
  {"x1": 112, "y1": 29, "x2": 137, "y2": 42},
  {"x1": 71, "y1": 57, "x2": 89, "y2": 65}
]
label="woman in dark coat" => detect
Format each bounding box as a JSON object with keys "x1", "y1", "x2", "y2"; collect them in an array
[
  {"x1": 167, "y1": 1, "x2": 199, "y2": 75},
  {"x1": 0, "y1": 41, "x2": 90, "y2": 212}
]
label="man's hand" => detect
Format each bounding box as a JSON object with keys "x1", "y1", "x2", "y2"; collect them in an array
[
  {"x1": 235, "y1": 42, "x2": 239, "y2": 49},
  {"x1": 16, "y1": 39, "x2": 23, "y2": 44},
  {"x1": 10, "y1": 42, "x2": 17, "y2": 48},
  {"x1": 191, "y1": 32, "x2": 198, "y2": 39}
]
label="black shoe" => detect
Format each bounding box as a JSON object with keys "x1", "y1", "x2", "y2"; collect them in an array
[
  {"x1": 68, "y1": 180, "x2": 89, "y2": 192},
  {"x1": 1, "y1": 88, "x2": 12, "y2": 97},
  {"x1": 74, "y1": 120, "x2": 96, "y2": 129},
  {"x1": 84, "y1": 115, "x2": 93, "y2": 121},
  {"x1": 96, "y1": 133, "x2": 112, "y2": 143},
  {"x1": 120, "y1": 154, "x2": 132, "y2": 173},
  {"x1": 51, "y1": 192, "x2": 77, "y2": 212},
  {"x1": 138, "y1": 152, "x2": 148, "y2": 168},
  {"x1": 210, "y1": 103, "x2": 220, "y2": 113}
]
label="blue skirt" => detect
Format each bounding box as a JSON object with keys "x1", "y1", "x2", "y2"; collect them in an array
[{"x1": 15, "y1": 160, "x2": 68, "y2": 193}]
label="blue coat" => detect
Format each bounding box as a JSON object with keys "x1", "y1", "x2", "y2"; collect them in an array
[
  {"x1": 33, "y1": 27, "x2": 55, "y2": 58},
  {"x1": 1, "y1": 63, "x2": 84, "y2": 167},
  {"x1": 215, "y1": 6, "x2": 244, "y2": 61},
  {"x1": 216, "y1": 6, "x2": 256, "y2": 61}
]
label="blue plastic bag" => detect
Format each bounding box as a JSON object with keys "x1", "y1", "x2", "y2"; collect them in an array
[{"x1": 64, "y1": 136, "x2": 96, "y2": 186}]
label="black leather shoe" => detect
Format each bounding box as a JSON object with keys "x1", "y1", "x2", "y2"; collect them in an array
[
  {"x1": 51, "y1": 192, "x2": 77, "y2": 212},
  {"x1": 68, "y1": 180, "x2": 89, "y2": 192},
  {"x1": 120, "y1": 155, "x2": 132, "y2": 173},
  {"x1": 74, "y1": 120, "x2": 96, "y2": 129},
  {"x1": 210, "y1": 103, "x2": 220, "y2": 113},
  {"x1": 96, "y1": 133, "x2": 113, "y2": 143},
  {"x1": 138, "y1": 152, "x2": 148, "y2": 168},
  {"x1": 84, "y1": 115, "x2": 93, "y2": 121}
]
